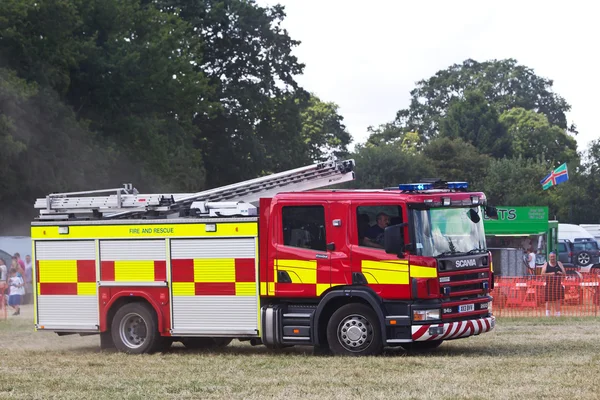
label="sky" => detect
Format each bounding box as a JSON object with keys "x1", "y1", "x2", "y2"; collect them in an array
[{"x1": 257, "y1": 0, "x2": 599, "y2": 153}]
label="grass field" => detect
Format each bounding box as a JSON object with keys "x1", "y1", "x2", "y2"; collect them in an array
[{"x1": 1, "y1": 305, "x2": 599, "y2": 399}]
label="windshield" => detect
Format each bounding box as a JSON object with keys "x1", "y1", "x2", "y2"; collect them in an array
[
  {"x1": 411, "y1": 207, "x2": 487, "y2": 257},
  {"x1": 573, "y1": 241, "x2": 599, "y2": 251}
]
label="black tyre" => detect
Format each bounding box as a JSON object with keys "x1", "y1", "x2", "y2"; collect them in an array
[
  {"x1": 111, "y1": 303, "x2": 163, "y2": 354},
  {"x1": 326, "y1": 303, "x2": 383, "y2": 356},
  {"x1": 181, "y1": 337, "x2": 232, "y2": 349},
  {"x1": 400, "y1": 340, "x2": 444, "y2": 352}
]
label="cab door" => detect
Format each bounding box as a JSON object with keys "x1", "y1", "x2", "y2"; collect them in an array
[
  {"x1": 349, "y1": 203, "x2": 411, "y2": 300},
  {"x1": 274, "y1": 202, "x2": 332, "y2": 298}
]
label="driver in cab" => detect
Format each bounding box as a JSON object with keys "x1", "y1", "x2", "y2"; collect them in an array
[{"x1": 364, "y1": 212, "x2": 390, "y2": 248}]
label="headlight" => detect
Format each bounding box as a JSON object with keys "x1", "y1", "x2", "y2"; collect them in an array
[{"x1": 413, "y1": 309, "x2": 441, "y2": 321}]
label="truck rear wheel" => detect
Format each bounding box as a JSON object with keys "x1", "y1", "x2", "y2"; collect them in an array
[
  {"x1": 111, "y1": 303, "x2": 163, "y2": 354},
  {"x1": 326, "y1": 303, "x2": 382, "y2": 356}
]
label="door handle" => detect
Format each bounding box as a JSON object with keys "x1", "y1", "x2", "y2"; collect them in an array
[{"x1": 326, "y1": 242, "x2": 335, "y2": 251}]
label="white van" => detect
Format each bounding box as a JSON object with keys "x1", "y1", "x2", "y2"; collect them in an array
[
  {"x1": 559, "y1": 224, "x2": 596, "y2": 242},
  {"x1": 580, "y1": 224, "x2": 600, "y2": 242}
]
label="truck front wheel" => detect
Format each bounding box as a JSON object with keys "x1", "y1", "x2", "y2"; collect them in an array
[
  {"x1": 326, "y1": 303, "x2": 383, "y2": 356},
  {"x1": 111, "y1": 303, "x2": 163, "y2": 354}
]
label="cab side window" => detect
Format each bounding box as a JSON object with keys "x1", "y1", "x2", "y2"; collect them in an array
[
  {"x1": 356, "y1": 206, "x2": 403, "y2": 249},
  {"x1": 282, "y1": 206, "x2": 326, "y2": 251}
]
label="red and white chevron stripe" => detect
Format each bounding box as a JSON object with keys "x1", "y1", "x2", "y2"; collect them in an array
[{"x1": 412, "y1": 317, "x2": 495, "y2": 341}]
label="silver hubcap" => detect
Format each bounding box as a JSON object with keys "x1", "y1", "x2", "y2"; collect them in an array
[
  {"x1": 119, "y1": 313, "x2": 147, "y2": 349},
  {"x1": 578, "y1": 254, "x2": 590, "y2": 265},
  {"x1": 337, "y1": 314, "x2": 373, "y2": 352}
]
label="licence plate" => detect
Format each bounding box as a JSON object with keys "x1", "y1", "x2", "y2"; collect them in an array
[{"x1": 459, "y1": 304, "x2": 475, "y2": 313}]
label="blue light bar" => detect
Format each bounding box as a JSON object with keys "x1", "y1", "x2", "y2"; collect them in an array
[
  {"x1": 447, "y1": 181, "x2": 468, "y2": 190},
  {"x1": 399, "y1": 183, "x2": 433, "y2": 191}
]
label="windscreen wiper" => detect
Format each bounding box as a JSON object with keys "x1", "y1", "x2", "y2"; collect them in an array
[
  {"x1": 437, "y1": 250, "x2": 461, "y2": 257},
  {"x1": 466, "y1": 249, "x2": 487, "y2": 255}
]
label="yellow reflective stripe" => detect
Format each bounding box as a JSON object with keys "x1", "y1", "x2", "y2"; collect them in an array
[
  {"x1": 361, "y1": 260, "x2": 409, "y2": 284},
  {"x1": 361, "y1": 260, "x2": 409, "y2": 272},
  {"x1": 31, "y1": 222, "x2": 257, "y2": 239},
  {"x1": 268, "y1": 282, "x2": 275, "y2": 295},
  {"x1": 173, "y1": 282, "x2": 195, "y2": 296},
  {"x1": 276, "y1": 259, "x2": 317, "y2": 269},
  {"x1": 77, "y1": 283, "x2": 97, "y2": 296},
  {"x1": 114, "y1": 261, "x2": 154, "y2": 281},
  {"x1": 317, "y1": 284, "x2": 330, "y2": 296},
  {"x1": 38, "y1": 260, "x2": 77, "y2": 283},
  {"x1": 362, "y1": 270, "x2": 409, "y2": 284},
  {"x1": 410, "y1": 266, "x2": 437, "y2": 278},
  {"x1": 276, "y1": 259, "x2": 317, "y2": 284},
  {"x1": 235, "y1": 282, "x2": 256, "y2": 296},
  {"x1": 194, "y1": 259, "x2": 235, "y2": 282},
  {"x1": 260, "y1": 282, "x2": 267, "y2": 296}
]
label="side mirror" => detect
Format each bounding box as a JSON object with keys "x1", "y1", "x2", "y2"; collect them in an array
[
  {"x1": 468, "y1": 208, "x2": 481, "y2": 223},
  {"x1": 384, "y1": 223, "x2": 407, "y2": 257},
  {"x1": 485, "y1": 205, "x2": 498, "y2": 220}
]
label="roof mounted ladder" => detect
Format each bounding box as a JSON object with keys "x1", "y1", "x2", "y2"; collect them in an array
[{"x1": 34, "y1": 158, "x2": 355, "y2": 220}]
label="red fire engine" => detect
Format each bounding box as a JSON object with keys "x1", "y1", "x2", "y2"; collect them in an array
[{"x1": 31, "y1": 159, "x2": 496, "y2": 356}]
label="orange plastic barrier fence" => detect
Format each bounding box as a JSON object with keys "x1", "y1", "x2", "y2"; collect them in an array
[{"x1": 491, "y1": 275, "x2": 600, "y2": 317}]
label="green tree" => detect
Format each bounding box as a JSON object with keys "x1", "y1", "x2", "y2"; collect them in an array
[
  {"x1": 0, "y1": 68, "x2": 31, "y2": 199},
  {"x1": 365, "y1": 122, "x2": 403, "y2": 146},
  {"x1": 0, "y1": 0, "x2": 214, "y2": 191},
  {"x1": 423, "y1": 137, "x2": 492, "y2": 186},
  {"x1": 0, "y1": 0, "x2": 92, "y2": 94},
  {"x1": 157, "y1": 0, "x2": 308, "y2": 187},
  {"x1": 346, "y1": 143, "x2": 434, "y2": 189},
  {"x1": 480, "y1": 157, "x2": 552, "y2": 207},
  {"x1": 0, "y1": 68, "x2": 115, "y2": 231},
  {"x1": 439, "y1": 91, "x2": 511, "y2": 158},
  {"x1": 299, "y1": 95, "x2": 351, "y2": 161},
  {"x1": 394, "y1": 59, "x2": 573, "y2": 143},
  {"x1": 499, "y1": 107, "x2": 578, "y2": 164},
  {"x1": 562, "y1": 140, "x2": 600, "y2": 223}
]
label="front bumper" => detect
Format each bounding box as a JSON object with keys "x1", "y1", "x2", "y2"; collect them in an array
[{"x1": 411, "y1": 316, "x2": 495, "y2": 342}]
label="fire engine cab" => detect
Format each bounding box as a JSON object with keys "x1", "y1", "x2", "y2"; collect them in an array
[{"x1": 31, "y1": 159, "x2": 496, "y2": 356}]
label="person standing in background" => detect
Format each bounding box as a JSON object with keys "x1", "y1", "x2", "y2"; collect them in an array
[
  {"x1": 527, "y1": 248, "x2": 537, "y2": 275},
  {"x1": 0, "y1": 258, "x2": 7, "y2": 282},
  {"x1": 14, "y1": 253, "x2": 26, "y2": 271},
  {"x1": 24, "y1": 255, "x2": 32, "y2": 304},
  {"x1": 11, "y1": 256, "x2": 24, "y2": 278},
  {"x1": 7, "y1": 268, "x2": 24, "y2": 316},
  {"x1": 541, "y1": 252, "x2": 566, "y2": 316},
  {"x1": 0, "y1": 258, "x2": 7, "y2": 297}
]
